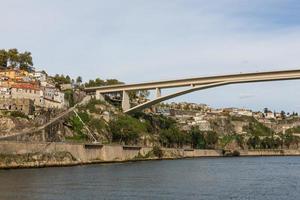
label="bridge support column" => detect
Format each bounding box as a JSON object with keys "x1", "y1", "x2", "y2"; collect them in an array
[
  {"x1": 155, "y1": 88, "x2": 161, "y2": 98},
  {"x1": 41, "y1": 129, "x2": 46, "y2": 142},
  {"x1": 122, "y1": 90, "x2": 130, "y2": 111},
  {"x1": 96, "y1": 90, "x2": 105, "y2": 101}
]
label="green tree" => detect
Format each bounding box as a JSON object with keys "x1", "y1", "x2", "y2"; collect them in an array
[
  {"x1": 281, "y1": 110, "x2": 286, "y2": 119},
  {"x1": 263, "y1": 108, "x2": 269, "y2": 114},
  {"x1": 247, "y1": 136, "x2": 261, "y2": 149},
  {"x1": 0, "y1": 49, "x2": 34, "y2": 71},
  {"x1": 53, "y1": 74, "x2": 72, "y2": 86},
  {"x1": 105, "y1": 79, "x2": 123, "y2": 86},
  {"x1": 109, "y1": 115, "x2": 147, "y2": 145},
  {"x1": 64, "y1": 90, "x2": 74, "y2": 107},
  {"x1": 7, "y1": 48, "x2": 19, "y2": 67},
  {"x1": 284, "y1": 133, "x2": 294, "y2": 149},
  {"x1": 85, "y1": 78, "x2": 105, "y2": 87},
  {"x1": 19, "y1": 51, "x2": 33, "y2": 71},
  {"x1": 0, "y1": 49, "x2": 8, "y2": 67},
  {"x1": 235, "y1": 134, "x2": 245, "y2": 149},
  {"x1": 159, "y1": 126, "x2": 185, "y2": 148},
  {"x1": 76, "y1": 76, "x2": 82, "y2": 85},
  {"x1": 189, "y1": 127, "x2": 206, "y2": 149},
  {"x1": 205, "y1": 131, "x2": 218, "y2": 149}
]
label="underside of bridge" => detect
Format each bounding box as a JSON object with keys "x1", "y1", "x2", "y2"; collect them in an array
[{"x1": 85, "y1": 69, "x2": 300, "y2": 114}]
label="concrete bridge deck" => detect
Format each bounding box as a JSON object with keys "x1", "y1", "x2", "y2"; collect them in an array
[
  {"x1": 85, "y1": 69, "x2": 300, "y2": 93},
  {"x1": 84, "y1": 69, "x2": 300, "y2": 113}
]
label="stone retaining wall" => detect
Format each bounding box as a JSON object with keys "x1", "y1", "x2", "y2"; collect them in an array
[{"x1": 1, "y1": 141, "x2": 300, "y2": 169}]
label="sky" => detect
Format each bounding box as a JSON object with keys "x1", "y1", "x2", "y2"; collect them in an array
[{"x1": 1, "y1": 0, "x2": 300, "y2": 112}]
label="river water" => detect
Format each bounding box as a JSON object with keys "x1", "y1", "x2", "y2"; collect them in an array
[{"x1": 0, "y1": 157, "x2": 300, "y2": 200}]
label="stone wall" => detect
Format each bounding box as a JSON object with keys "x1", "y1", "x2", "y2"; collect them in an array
[
  {"x1": 0, "y1": 141, "x2": 222, "y2": 168},
  {"x1": 1, "y1": 141, "x2": 300, "y2": 169}
]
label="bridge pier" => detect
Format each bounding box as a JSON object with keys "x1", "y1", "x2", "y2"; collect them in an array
[
  {"x1": 156, "y1": 88, "x2": 161, "y2": 98},
  {"x1": 122, "y1": 90, "x2": 130, "y2": 111},
  {"x1": 96, "y1": 90, "x2": 105, "y2": 101}
]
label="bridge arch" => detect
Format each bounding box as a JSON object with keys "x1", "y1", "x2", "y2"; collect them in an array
[{"x1": 125, "y1": 81, "x2": 229, "y2": 114}]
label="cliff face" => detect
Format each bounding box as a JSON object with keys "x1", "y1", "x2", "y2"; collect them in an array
[{"x1": 208, "y1": 116, "x2": 237, "y2": 135}]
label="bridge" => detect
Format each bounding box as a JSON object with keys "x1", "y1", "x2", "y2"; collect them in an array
[{"x1": 84, "y1": 69, "x2": 300, "y2": 114}]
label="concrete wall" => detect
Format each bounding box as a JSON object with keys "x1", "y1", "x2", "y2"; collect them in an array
[
  {"x1": 1, "y1": 141, "x2": 300, "y2": 169},
  {"x1": 0, "y1": 141, "x2": 222, "y2": 166},
  {"x1": 240, "y1": 149, "x2": 300, "y2": 156}
]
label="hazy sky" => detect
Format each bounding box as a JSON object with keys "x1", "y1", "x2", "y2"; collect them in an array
[{"x1": 1, "y1": 0, "x2": 300, "y2": 112}]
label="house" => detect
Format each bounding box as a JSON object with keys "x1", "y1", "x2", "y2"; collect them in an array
[
  {"x1": 60, "y1": 83, "x2": 73, "y2": 91},
  {"x1": 44, "y1": 98, "x2": 64, "y2": 109},
  {"x1": 43, "y1": 86, "x2": 65, "y2": 108},
  {"x1": 0, "y1": 68, "x2": 29, "y2": 80},
  {"x1": 29, "y1": 71, "x2": 48, "y2": 86},
  {"x1": 0, "y1": 98, "x2": 34, "y2": 115},
  {"x1": 265, "y1": 111, "x2": 275, "y2": 119},
  {"x1": 10, "y1": 83, "x2": 44, "y2": 107},
  {"x1": 0, "y1": 86, "x2": 11, "y2": 98}
]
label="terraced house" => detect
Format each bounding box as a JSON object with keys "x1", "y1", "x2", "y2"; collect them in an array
[{"x1": 0, "y1": 67, "x2": 66, "y2": 112}]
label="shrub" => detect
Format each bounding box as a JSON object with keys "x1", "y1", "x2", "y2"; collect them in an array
[
  {"x1": 109, "y1": 115, "x2": 147, "y2": 145},
  {"x1": 232, "y1": 150, "x2": 240, "y2": 157},
  {"x1": 189, "y1": 127, "x2": 206, "y2": 149},
  {"x1": 159, "y1": 126, "x2": 186, "y2": 148},
  {"x1": 64, "y1": 90, "x2": 74, "y2": 107},
  {"x1": 10, "y1": 111, "x2": 28, "y2": 119}
]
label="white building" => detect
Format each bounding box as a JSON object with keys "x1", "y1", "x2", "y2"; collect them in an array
[
  {"x1": 0, "y1": 86, "x2": 11, "y2": 98},
  {"x1": 43, "y1": 86, "x2": 65, "y2": 109},
  {"x1": 265, "y1": 111, "x2": 275, "y2": 119}
]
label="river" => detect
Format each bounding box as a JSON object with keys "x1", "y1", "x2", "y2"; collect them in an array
[{"x1": 0, "y1": 156, "x2": 300, "y2": 200}]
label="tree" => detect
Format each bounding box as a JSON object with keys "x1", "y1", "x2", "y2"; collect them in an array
[
  {"x1": 235, "y1": 134, "x2": 245, "y2": 149},
  {"x1": 109, "y1": 115, "x2": 147, "y2": 145},
  {"x1": 189, "y1": 127, "x2": 206, "y2": 149},
  {"x1": 84, "y1": 78, "x2": 105, "y2": 87},
  {"x1": 0, "y1": 49, "x2": 8, "y2": 67},
  {"x1": 284, "y1": 133, "x2": 294, "y2": 149},
  {"x1": 263, "y1": 108, "x2": 269, "y2": 114},
  {"x1": 281, "y1": 110, "x2": 286, "y2": 119},
  {"x1": 76, "y1": 76, "x2": 82, "y2": 85},
  {"x1": 7, "y1": 48, "x2": 19, "y2": 67},
  {"x1": 53, "y1": 74, "x2": 72, "y2": 86},
  {"x1": 205, "y1": 131, "x2": 218, "y2": 149},
  {"x1": 105, "y1": 79, "x2": 123, "y2": 86},
  {"x1": 159, "y1": 126, "x2": 185, "y2": 148},
  {"x1": 66, "y1": 75, "x2": 71, "y2": 83},
  {"x1": 19, "y1": 51, "x2": 33, "y2": 71},
  {"x1": 0, "y1": 49, "x2": 34, "y2": 71},
  {"x1": 247, "y1": 136, "x2": 260, "y2": 149}
]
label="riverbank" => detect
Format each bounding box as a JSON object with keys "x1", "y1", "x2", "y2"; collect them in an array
[{"x1": 1, "y1": 141, "x2": 300, "y2": 169}]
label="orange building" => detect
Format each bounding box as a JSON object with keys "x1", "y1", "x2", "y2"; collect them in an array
[{"x1": 0, "y1": 68, "x2": 29, "y2": 80}]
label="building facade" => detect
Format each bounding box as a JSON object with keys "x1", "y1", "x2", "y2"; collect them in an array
[{"x1": 0, "y1": 98, "x2": 34, "y2": 115}]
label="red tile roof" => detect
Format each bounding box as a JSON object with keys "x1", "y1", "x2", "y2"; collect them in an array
[{"x1": 11, "y1": 83, "x2": 40, "y2": 91}]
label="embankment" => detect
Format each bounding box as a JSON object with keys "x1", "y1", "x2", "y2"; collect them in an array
[{"x1": 1, "y1": 141, "x2": 300, "y2": 169}]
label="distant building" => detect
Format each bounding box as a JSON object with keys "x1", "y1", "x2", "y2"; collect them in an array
[
  {"x1": 265, "y1": 111, "x2": 275, "y2": 119},
  {"x1": 0, "y1": 68, "x2": 29, "y2": 79},
  {"x1": 10, "y1": 83, "x2": 44, "y2": 107},
  {"x1": 43, "y1": 86, "x2": 65, "y2": 109},
  {"x1": 60, "y1": 84, "x2": 73, "y2": 91},
  {"x1": 0, "y1": 86, "x2": 11, "y2": 98},
  {"x1": 29, "y1": 71, "x2": 48, "y2": 86},
  {"x1": 229, "y1": 108, "x2": 253, "y2": 117},
  {"x1": 0, "y1": 98, "x2": 34, "y2": 115}
]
